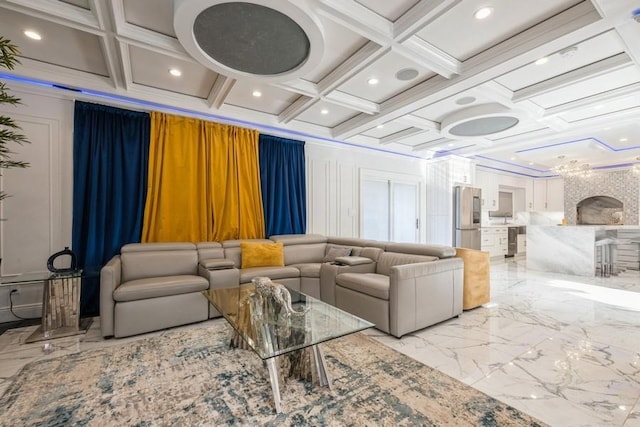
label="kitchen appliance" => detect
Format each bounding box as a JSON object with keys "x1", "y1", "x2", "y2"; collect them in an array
[
  {"x1": 453, "y1": 186, "x2": 482, "y2": 250},
  {"x1": 507, "y1": 227, "x2": 518, "y2": 257}
]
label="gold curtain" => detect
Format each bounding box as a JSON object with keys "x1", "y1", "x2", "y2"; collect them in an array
[
  {"x1": 205, "y1": 124, "x2": 265, "y2": 241},
  {"x1": 142, "y1": 112, "x2": 265, "y2": 242}
]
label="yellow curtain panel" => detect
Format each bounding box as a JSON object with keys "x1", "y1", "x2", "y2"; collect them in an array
[{"x1": 142, "y1": 112, "x2": 265, "y2": 242}]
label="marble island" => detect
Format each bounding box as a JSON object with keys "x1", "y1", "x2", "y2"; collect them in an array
[{"x1": 527, "y1": 225, "x2": 640, "y2": 276}]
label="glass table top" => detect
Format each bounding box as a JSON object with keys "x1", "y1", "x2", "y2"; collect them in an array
[
  {"x1": 202, "y1": 283, "x2": 373, "y2": 360},
  {"x1": 0, "y1": 270, "x2": 84, "y2": 286}
]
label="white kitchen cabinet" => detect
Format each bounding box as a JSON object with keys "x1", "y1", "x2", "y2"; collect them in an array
[
  {"x1": 481, "y1": 227, "x2": 508, "y2": 257},
  {"x1": 546, "y1": 178, "x2": 564, "y2": 211},
  {"x1": 476, "y1": 170, "x2": 499, "y2": 211},
  {"x1": 533, "y1": 178, "x2": 564, "y2": 212}
]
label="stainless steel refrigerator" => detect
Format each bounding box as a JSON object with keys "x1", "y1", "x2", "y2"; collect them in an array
[{"x1": 453, "y1": 186, "x2": 482, "y2": 249}]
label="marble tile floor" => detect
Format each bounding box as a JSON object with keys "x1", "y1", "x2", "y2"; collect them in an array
[
  {"x1": 0, "y1": 257, "x2": 638, "y2": 426},
  {"x1": 368, "y1": 258, "x2": 640, "y2": 427}
]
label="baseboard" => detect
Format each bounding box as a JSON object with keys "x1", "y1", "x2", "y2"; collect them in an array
[{"x1": 0, "y1": 303, "x2": 42, "y2": 324}]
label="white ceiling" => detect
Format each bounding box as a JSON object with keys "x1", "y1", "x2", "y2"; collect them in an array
[{"x1": 1, "y1": 0, "x2": 639, "y2": 177}]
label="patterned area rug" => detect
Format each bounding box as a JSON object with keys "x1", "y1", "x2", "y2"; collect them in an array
[{"x1": 0, "y1": 323, "x2": 544, "y2": 426}]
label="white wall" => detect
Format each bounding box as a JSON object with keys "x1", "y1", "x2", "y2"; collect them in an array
[
  {"x1": 305, "y1": 141, "x2": 426, "y2": 241},
  {"x1": 0, "y1": 87, "x2": 74, "y2": 321},
  {"x1": 0, "y1": 86, "x2": 428, "y2": 321}
]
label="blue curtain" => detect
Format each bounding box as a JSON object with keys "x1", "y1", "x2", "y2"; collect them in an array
[
  {"x1": 258, "y1": 134, "x2": 306, "y2": 236},
  {"x1": 72, "y1": 101, "x2": 150, "y2": 315}
]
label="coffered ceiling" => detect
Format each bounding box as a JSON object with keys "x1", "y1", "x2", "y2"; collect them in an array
[{"x1": 0, "y1": 0, "x2": 639, "y2": 177}]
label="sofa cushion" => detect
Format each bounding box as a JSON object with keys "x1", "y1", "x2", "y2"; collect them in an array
[
  {"x1": 114, "y1": 275, "x2": 209, "y2": 302},
  {"x1": 289, "y1": 263, "x2": 321, "y2": 278},
  {"x1": 323, "y1": 246, "x2": 352, "y2": 262},
  {"x1": 283, "y1": 243, "x2": 326, "y2": 265},
  {"x1": 239, "y1": 266, "x2": 300, "y2": 283},
  {"x1": 269, "y1": 234, "x2": 327, "y2": 245},
  {"x1": 376, "y1": 252, "x2": 438, "y2": 276},
  {"x1": 241, "y1": 242, "x2": 284, "y2": 268},
  {"x1": 336, "y1": 273, "x2": 390, "y2": 300},
  {"x1": 121, "y1": 249, "x2": 198, "y2": 283}
]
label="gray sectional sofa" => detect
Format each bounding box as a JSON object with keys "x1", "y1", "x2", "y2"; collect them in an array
[{"x1": 100, "y1": 234, "x2": 463, "y2": 338}]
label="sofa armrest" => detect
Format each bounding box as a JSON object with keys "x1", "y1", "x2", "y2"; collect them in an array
[
  {"x1": 199, "y1": 258, "x2": 235, "y2": 270},
  {"x1": 334, "y1": 256, "x2": 374, "y2": 266},
  {"x1": 198, "y1": 264, "x2": 240, "y2": 318},
  {"x1": 388, "y1": 258, "x2": 463, "y2": 337},
  {"x1": 100, "y1": 255, "x2": 122, "y2": 338},
  {"x1": 319, "y1": 261, "x2": 376, "y2": 305}
]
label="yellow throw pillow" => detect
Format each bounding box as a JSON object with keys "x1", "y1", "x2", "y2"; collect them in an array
[{"x1": 241, "y1": 242, "x2": 285, "y2": 268}]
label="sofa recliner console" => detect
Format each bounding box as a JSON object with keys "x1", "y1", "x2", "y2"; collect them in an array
[{"x1": 100, "y1": 235, "x2": 465, "y2": 339}]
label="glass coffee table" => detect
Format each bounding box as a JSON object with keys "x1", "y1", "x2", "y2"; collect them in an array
[{"x1": 202, "y1": 282, "x2": 373, "y2": 413}]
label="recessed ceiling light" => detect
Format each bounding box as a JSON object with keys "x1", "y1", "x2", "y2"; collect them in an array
[
  {"x1": 474, "y1": 7, "x2": 493, "y2": 20},
  {"x1": 528, "y1": 162, "x2": 534, "y2": 165},
  {"x1": 23, "y1": 30, "x2": 41, "y2": 40},
  {"x1": 434, "y1": 146, "x2": 443, "y2": 151},
  {"x1": 252, "y1": 90, "x2": 262, "y2": 97},
  {"x1": 169, "y1": 68, "x2": 182, "y2": 77},
  {"x1": 376, "y1": 124, "x2": 384, "y2": 129},
  {"x1": 368, "y1": 78, "x2": 379, "y2": 85},
  {"x1": 535, "y1": 57, "x2": 549, "y2": 66},
  {"x1": 620, "y1": 137, "x2": 628, "y2": 142},
  {"x1": 447, "y1": 143, "x2": 454, "y2": 147},
  {"x1": 510, "y1": 157, "x2": 516, "y2": 160},
  {"x1": 320, "y1": 109, "x2": 329, "y2": 115},
  {"x1": 594, "y1": 104, "x2": 604, "y2": 110}
]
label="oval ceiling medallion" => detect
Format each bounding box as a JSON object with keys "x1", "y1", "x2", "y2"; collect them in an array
[
  {"x1": 441, "y1": 103, "x2": 523, "y2": 138},
  {"x1": 174, "y1": 0, "x2": 324, "y2": 82}
]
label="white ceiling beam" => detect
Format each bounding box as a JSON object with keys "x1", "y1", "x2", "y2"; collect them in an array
[
  {"x1": 396, "y1": 38, "x2": 461, "y2": 78},
  {"x1": 275, "y1": 80, "x2": 318, "y2": 98},
  {"x1": 207, "y1": 75, "x2": 235, "y2": 110},
  {"x1": 393, "y1": 0, "x2": 462, "y2": 41},
  {"x1": 317, "y1": 43, "x2": 388, "y2": 94},
  {"x1": 614, "y1": 21, "x2": 640, "y2": 66},
  {"x1": 512, "y1": 53, "x2": 633, "y2": 102},
  {"x1": 315, "y1": 0, "x2": 460, "y2": 79},
  {"x1": 323, "y1": 91, "x2": 379, "y2": 115},
  {"x1": 333, "y1": 2, "x2": 606, "y2": 139},
  {"x1": 475, "y1": 81, "x2": 569, "y2": 131},
  {"x1": 92, "y1": 0, "x2": 124, "y2": 89},
  {"x1": 379, "y1": 127, "x2": 427, "y2": 145},
  {"x1": 314, "y1": 0, "x2": 394, "y2": 45},
  {"x1": 3, "y1": 0, "x2": 100, "y2": 30},
  {"x1": 412, "y1": 137, "x2": 453, "y2": 151},
  {"x1": 396, "y1": 114, "x2": 440, "y2": 131},
  {"x1": 278, "y1": 96, "x2": 318, "y2": 124},
  {"x1": 543, "y1": 81, "x2": 640, "y2": 117},
  {"x1": 6, "y1": 57, "x2": 115, "y2": 91},
  {"x1": 274, "y1": 43, "x2": 385, "y2": 123},
  {"x1": 116, "y1": 40, "x2": 132, "y2": 91}
]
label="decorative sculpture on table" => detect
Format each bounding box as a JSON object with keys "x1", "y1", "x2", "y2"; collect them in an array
[
  {"x1": 249, "y1": 277, "x2": 313, "y2": 383},
  {"x1": 250, "y1": 276, "x2": 309, "y2": 339}
]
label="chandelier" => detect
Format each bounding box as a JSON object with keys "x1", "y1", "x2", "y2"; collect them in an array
[{"x1": 552, "y1": 156, "x2": 592, "y2": 178}]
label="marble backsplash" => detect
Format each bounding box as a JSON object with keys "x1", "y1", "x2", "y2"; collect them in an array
[{"x1": 564, "y1": 170, "x2": 639, "y2": 225}]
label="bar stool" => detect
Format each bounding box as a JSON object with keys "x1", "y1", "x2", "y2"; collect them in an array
[
  {"x1": 595, "y1": 237, "x2": 632, "y2": 276},
  {"x1": 595, "y1": 238, "x2": 613, "y2": 277}
]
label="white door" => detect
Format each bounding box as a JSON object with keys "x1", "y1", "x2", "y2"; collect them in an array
[
  {"x1": 361, "y1": 178, "x2": 419, "y2": 243},
  {"x1": 362, "y1": 178, "x2": 390, "y2": 241},
  {"x1": 391, "y1": 182, "x2": 418, "y2": 242}
]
